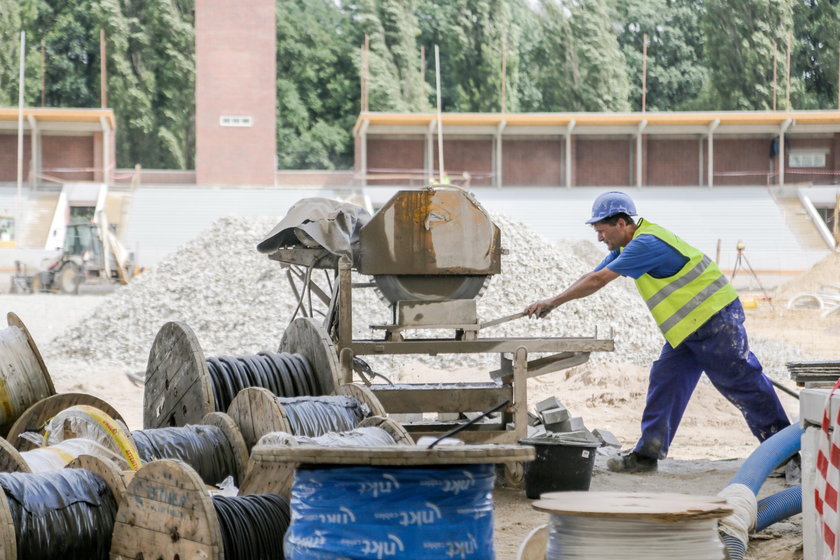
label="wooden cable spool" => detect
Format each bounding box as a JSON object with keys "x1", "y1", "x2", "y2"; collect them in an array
[
  {"x1": 0, "y1": 453, "x2": 126, "y2": 559},
  {"x1": 227, "y1": 383, "x2": 387, "y2": 451},
  {"x1": 526, "y1": 491, "x2": 734, "y2": 559},
  {"x1": 143, "y1": 317, "x2": 340, "y2": 429},
  {"x1": 111, "y1": 459, "x2": 270, "y2": 560},
  {"x1": 0, "y1": 313, "x2": 55, "y2": 437},
  {"x1": 6, "y1": 392, "x2": 127, "y2": 452},
  {"x1": 238, "y1": 414, "x2": 413, "y2": 497}
]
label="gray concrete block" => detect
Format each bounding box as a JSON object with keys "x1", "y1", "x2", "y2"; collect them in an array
[
  {"x1": 540, "y1": 406, "x2": 570, "y2": 425},
  {"x1": 437, "y1": 412, "x2": 461, "y2": 421},
  {"x1": 528, "y1": 411, "x2": 541, "y2": 427},
  {"x1": 527, "y1": 425, "x2": 546, "y2": 438},
  {"x1": 545, "y1": 418, "x2": 572, "y2": 433},
  {"x1": 568, "y1": 417, "x2": 586, "y2": 432},
  {"x1": 593, "y1": 428, "x2": 622, "y2": 448},
  {"x1": 535, "y1": 396, "x2": 565, "y2": 413}
]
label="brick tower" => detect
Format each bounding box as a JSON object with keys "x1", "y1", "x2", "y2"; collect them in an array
[{"x1": 195, "y1": 0, "x2": 276, "y2": 185}]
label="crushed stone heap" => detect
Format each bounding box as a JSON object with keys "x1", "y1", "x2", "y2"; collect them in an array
[{"x1": 45, "y1": 213, "x2": 804, "y2": 378}]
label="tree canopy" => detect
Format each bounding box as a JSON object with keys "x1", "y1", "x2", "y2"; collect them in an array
[{"x1": 0, "y1": 0, "x2": 838, "y2": 169}]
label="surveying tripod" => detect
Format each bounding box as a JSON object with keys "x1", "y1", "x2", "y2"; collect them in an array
[{"x1": 730, "y1": 241, "x2": 773, "y2": 308}]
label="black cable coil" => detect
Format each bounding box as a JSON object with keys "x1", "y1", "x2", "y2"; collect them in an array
[
  {"x1": 206, "y1": 351, "x2": 321, "y2": 412},
  {"x1": 132, "y1": 424, "x2": 239, "y2": 486},
  {"x1": 0, "y1": 469, "x2": 117, "y2": 560},
  {"x1": 213, "y1": 493, "x2": 291, "y2": 560},
  {"x1": 277, "y1": 396, "x2": 367, "y2": 437}
]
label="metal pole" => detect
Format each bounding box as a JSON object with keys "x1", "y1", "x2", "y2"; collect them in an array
[
  {"x1": 786, "y1": 32, "x2": 792, "y2": 111},
  {"x1": 434, "y1": 45, "x2": 445, "y2": 182},
  {"x1": 773, "y1": 43, "x2": 777, "y2": 111},
  {"x1": 17, "y1": 31, "x2": 26, "y2": 244},
  {"x1": 641, "y1": 34, "x2": 648, "y2": 112},
  {"x1": 100, "y1": 29, "x2": 107, "y2": 108}
]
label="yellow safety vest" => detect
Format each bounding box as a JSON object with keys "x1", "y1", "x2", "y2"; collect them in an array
[{"x1": 628, "y1": 219, "x2": 737, "y2": 347}]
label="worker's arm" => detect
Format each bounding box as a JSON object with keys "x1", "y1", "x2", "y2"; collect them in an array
[{"x1": 525, "y1": 267, "x2": 620, "y2": 319}]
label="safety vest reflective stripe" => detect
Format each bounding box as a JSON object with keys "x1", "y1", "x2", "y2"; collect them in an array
[
  {"x1": 644, "y1": 254, "x2": 712, "y2": 310},
  {"x1": 631, "y1": 219, "x2": 737, "y2": 347},
  {"x1": 658, "y1": 274, "x2": 729, "y2": 334}
]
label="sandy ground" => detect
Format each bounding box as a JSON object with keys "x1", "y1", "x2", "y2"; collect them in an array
[{"x1": 2, "y1": 292, "x2": 836, "y2": 559}]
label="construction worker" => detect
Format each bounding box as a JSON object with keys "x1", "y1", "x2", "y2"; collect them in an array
[{"x1": 525, "y1": 191, "x2": 790, "y2": 473}]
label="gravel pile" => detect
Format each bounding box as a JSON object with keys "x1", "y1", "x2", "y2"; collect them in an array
[{"x1": 44, "y1": 213, "x2": 800, "y2": 380}]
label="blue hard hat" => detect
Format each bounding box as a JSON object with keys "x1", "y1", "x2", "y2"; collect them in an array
[{"x1": 585, "y1": 191, "x2": 637, "y2": 224}]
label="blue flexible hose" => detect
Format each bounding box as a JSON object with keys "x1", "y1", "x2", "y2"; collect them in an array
[
  {"x1": 722, "y1": 423, "x2": 804, "y2": 560},
  {"x1": 727, "y1": 423, "x2": 804, "y2": 494},
  {"x1": 755, "y1": 485, "x2": 802, "y2": 532}
]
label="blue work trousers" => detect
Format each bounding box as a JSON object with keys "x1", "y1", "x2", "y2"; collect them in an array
[{"x1": 634, "y1": 299, "x2": 790, "y2": 460}]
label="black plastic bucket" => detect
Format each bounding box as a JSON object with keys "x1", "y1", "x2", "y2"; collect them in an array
[{"x1": 520, "y1": 436, "x2": 599, "y2": 499}]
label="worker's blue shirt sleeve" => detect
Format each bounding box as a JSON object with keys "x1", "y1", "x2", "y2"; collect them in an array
[{"x1": 595, "y1": 235, "x2": 689, "y2": 279}]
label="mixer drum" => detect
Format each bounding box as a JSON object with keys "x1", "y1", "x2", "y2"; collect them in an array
[{"x1": 358, "y1": 188, "x2": 501, "y2": 304}]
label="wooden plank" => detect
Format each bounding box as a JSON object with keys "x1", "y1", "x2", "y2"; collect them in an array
[
  {"x1": 350, "y1": 337, "x2": 614, "y2": 355},
  {"x1": 250, "y1": 443, "x2": 534, "y2": 465},
  {"x1": 8, "y1": 393, "x2": 127, "y2": 451},
  {"x1": 370, "y1": 383, "x2": 512, "y2": 413},
  {"x1": 109, "y1": 459, "x2": 222, "y2": 560}
]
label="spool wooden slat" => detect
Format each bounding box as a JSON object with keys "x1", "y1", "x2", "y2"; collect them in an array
[
  {"x1": 279, "y1": 317, "x2": 340, "y2": 395},
  {"x1": 532, "y1": 491, "x2": 733, "y2": 521},
  {"x1": 7, "y1": 393, "x2": 127, "y2": 451},
  {"x1": 1, "y1": 313, "x2": 55, "y2": 436},
  {"x1": 0, "y1": 436, "x2": 30, "y2": 473},
  {"x1": 0, "y1": 484, "x2": 16, "y2": 560},
  {"x1": 336, "y1": 382, "x2": 387, "y2": 417},
  {"x1": 66, "y1": 454, "x2": 127, "y2": 507},
  {"x1": 200, "y1": 412, "x2": 249, "y2": 485},
  {"x1": 250, "y1": 444, "x2": 534, "y2": 465},
  {"x1": 227, "y1": 387, "x2": 291, "y2": 451},
  {"x1": 110, "y1": 459, "x2": 223, "y2": 560},
  {"x1": 358, "y1": 415, "x2": 414, "y2": 445},
  {"x1": 238, "y1": 416, "x2": 412, "y2": 497},
  {"x1": 143, "y1": 322, "x2": 213, "y2": 429}
]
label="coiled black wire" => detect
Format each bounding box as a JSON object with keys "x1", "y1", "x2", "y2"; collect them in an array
[
  {"x1": 213, "y1": 493, "x2": 291, "y2": 560},
  {"x1": 206, "y1": 352, "x2": 321, "y2": 412},
  {"x1": 0, "y1": 469, "x2": 117, "y2": 560},
  {"x1": 277, "y1": 396, "x2": 367, "y2": 437},
  {"x1": 132, "y1": 424, "x2": 239, "y2": 486}
]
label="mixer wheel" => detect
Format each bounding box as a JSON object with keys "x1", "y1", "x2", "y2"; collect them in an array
[{"x1": 373, "y1": 274, "x2": 489, "y2": 303}]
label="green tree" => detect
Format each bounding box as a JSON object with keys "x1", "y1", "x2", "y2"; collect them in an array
[
  {"x1": 417, "y1": 0, "x2": 516, "y2": 112},
  {"x1": 611, "y1": 0, "x2": 707, "y2": 111},
  {"x1": 792, "y1": 0, "x2": 840, "y2": 110},
  {"x1": 116, "y1": 0, "x2": 195, "y2": 169},
  {"x1": 564, "y1": 0, "x2": 631, "y2": 111},
  {"x1": 702, "y1": 0, "x2": 795, "y2": 110},
  {"x1": 276, "y1": 0, "x2": 358, "y2": 169}
]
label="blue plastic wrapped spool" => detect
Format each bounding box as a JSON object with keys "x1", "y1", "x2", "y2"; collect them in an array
[{"x1": 285, "y1": 464, "x2": 495, "y2": 559}]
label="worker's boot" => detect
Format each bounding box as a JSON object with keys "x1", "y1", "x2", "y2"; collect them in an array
[{"x1": 607, "y1": 451, "x2": 658, "y2": 473}]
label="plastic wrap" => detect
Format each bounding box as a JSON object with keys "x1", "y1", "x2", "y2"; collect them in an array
[
  {"x1": 285, "y1": 464, "x2": 495, "y2": 559},
  {"x1": 0, "y1": 469, "x2": 117, "y2": 559},
  {"x1": 22, "y1": 438, "x2": 129, "y2": 472},
  {"x1": 277, "y1": 396, "x2": 368, "y2": 437},
  {"x1": 257, "y1": 427, "x2": 397, "y2": 448},
  {"x1": 42, "y1": 405, "x2": 142, "y2": 470}
]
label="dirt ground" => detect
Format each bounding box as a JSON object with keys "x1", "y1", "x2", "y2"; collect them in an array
[{"x1": 1, "y1": 291, "x2": 836, "y2": 560}]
